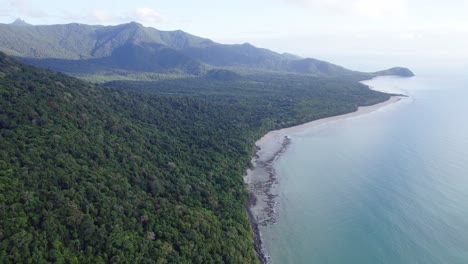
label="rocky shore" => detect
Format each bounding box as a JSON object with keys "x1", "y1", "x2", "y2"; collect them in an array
[
  {"x1": 246, "y1": 136, "x2": 291, "y2": 263},
  {"x1": 245, "y1": 96, "x2": 403, "y2": 263}
]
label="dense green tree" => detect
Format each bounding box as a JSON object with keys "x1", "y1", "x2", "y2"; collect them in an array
[{"x1": 0, "y1": 52, "x2": 391, "y2": 263}]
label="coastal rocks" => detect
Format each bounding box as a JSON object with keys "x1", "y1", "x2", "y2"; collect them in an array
[
  {"x1": 248, "y1": 135, "x2": 290, "y2": 226},
  {"x1": 246, "y1": 135, "x2": 291, "y2": 263}
]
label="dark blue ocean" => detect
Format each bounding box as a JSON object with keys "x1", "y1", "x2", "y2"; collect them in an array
[{"x1": 262, "y1": 70, "x2": 468, "y2": 263}]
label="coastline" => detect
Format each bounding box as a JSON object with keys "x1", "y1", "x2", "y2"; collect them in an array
[{"x1": 245, "y1": 95, "x2": 403, "y2": 263}]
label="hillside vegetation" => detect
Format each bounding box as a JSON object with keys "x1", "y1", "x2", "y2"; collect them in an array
[
  {"x1": 0, "y1": 52, "x2": 393, "y2": 263},
  {"x1": 0, "y1": 21, "x2": 413, "y2": 78},
  {"x1": 0, "y1": 52, "x2": 259, "y2": 263}
]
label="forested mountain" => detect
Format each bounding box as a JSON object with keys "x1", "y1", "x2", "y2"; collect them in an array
[
  {"x1": 0, "y1": 52, "x2": 258, "y2": 263},
  {"x1": 0, "y1": 21, "x2": 413, "y2": 77},
  {"x1": 0, "y1": 51, "x2": 395, "y2": 263}
]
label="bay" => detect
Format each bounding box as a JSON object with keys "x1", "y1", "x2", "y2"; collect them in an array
[{"x1": 261, "y1": 71, "x2": 468, "y2": 263}]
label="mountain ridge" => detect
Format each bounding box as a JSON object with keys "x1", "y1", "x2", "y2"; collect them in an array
[{"x1": 0, "y1": 20, "x2": 414, "y2": 77}]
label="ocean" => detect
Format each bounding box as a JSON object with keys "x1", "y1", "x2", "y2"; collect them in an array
[{"x1": 260, "y1": 71, "x2": 468, "y2": 263}]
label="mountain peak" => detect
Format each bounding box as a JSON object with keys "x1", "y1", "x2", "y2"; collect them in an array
[
  {"x1": 11, "y1": 18, "x2": 31, "y2": 26},
  {"x1": 282, "y1": 53, "x2": 302, "y2": 60},
  {"x1": 127, "y1": 21, "x2": 143, "y2": 27},
  {"x1": 118, "y1": 21, "x2": 144, "y2": 31},
  {"x1": 375, "y1": 67, "x2": 415, "y2": 77}
]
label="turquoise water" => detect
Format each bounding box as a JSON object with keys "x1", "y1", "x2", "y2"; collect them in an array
[{"x1": 262, "y1": 72, "x2": 468, "y2": 263}]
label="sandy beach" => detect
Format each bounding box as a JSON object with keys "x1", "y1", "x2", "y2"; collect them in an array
[{"x1": 245, "y1": 95, "x2": 404, "y2": 263}]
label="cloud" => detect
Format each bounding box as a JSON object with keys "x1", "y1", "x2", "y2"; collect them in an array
[
  {"x1": 1, "y1": 4, "x2": 167, "y2": 26},
  {"x1": 6, "y1": 0, "x2": 48, "y2": 18},
  {"x1": 90, "y1": 10, "x2": 116, "y2": 23},
  {"x1": 352, "y1": 0, "x2": 408, "y2": 19},
  {"x1": 279, "y1": 0, "x2": 408, "y2": 19},
  {"x1": 132, "y1": 8, "x2": 166, "y2": 23},
  {"x1": 88, "y1": 7, "x2": 167, "y2": 25}
]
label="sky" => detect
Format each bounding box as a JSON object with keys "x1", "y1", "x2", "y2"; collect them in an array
[{"x1": 1, "y1": 0, "x2": 467, "y2": 72}]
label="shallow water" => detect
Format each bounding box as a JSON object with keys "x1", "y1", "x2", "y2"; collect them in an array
[{"x1": 261, "y1": 72, "x2": 468, "y2": 263}]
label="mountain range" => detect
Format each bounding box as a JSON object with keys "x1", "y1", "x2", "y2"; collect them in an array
[{"x1": 0, "y1": 20, "x2": 414, "y2": 77}]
